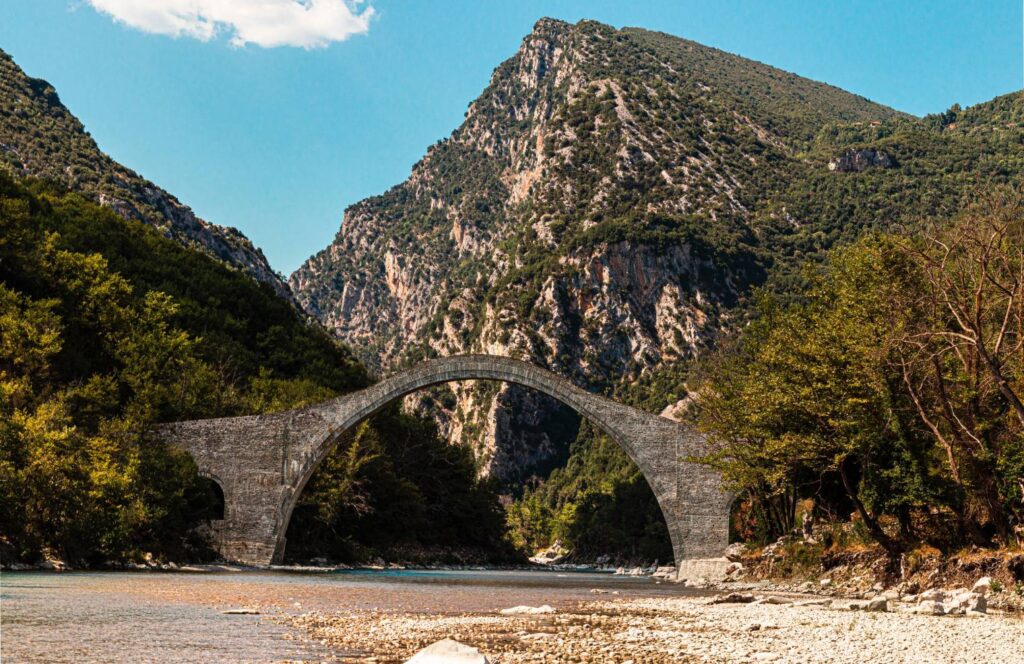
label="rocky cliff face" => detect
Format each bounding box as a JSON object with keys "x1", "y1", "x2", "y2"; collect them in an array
[
  {"x1": 828, "y1": 148, "x2": 896, "y2": 172},
  {"x1": 290, "y1": 19, "x2": 902, "y2": 485},
  {"x1": 0, "y1": 50, "x2": 291, "y2": 300}
]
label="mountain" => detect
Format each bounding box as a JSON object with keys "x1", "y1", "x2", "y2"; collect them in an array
[
  {"x1": 0, "y1": 169, "x2": 510, "y2": 565},
  {"x1": 0, "y1": 49, "x2": 510, "y2": 564},
  {"x1": 289, "y1": 18, "x2": 907, "y2": 486},
  {"x1": 0, "y1": 49, "x2": 291, "y2": 300}
]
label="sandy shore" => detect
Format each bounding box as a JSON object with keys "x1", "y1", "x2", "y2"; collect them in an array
[{"x1": 279, "y1": 594, "x2": 1024, "y2": 664}]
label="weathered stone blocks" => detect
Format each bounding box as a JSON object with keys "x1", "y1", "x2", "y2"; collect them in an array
[{"x1": 157, "y1": 355, "x2": 732, "y2": 567}]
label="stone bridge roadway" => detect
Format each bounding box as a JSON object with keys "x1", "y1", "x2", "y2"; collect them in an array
[{"x1": 157, "y1": 355, "x2": 732, "y2": 573}]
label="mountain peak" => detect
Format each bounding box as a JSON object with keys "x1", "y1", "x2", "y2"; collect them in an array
[{"x1": 288, "y1": 19, "x2": 910, "y2": 480}]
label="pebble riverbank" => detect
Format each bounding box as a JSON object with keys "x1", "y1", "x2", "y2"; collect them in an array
[{"x1": 278, "y1": 592, "x2": 1024, "y2": 663}]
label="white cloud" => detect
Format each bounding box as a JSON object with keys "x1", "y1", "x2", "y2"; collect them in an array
[{"x1": 86, "y1": 0, "x2": 374, "y2": 48}]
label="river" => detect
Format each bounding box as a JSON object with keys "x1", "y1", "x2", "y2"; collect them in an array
[{"x1": 0, "y1": 568, "x2": 700, "y2": 662}]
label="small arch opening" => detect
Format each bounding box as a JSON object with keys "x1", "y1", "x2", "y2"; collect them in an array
[{"x1": 195, "y1": 476, "x2": 225, "y2": 521}]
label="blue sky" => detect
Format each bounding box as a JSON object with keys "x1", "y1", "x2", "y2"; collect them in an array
[{"x1": 1, "y1": 1, "x2": 1021, "y2": 275}]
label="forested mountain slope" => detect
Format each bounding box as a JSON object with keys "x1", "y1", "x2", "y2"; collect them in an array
[
  {"x1": 289, "y1": 18, "x2": 905, "y2": 486},
  {"x1": 0, "y1": 172, "x2": 508, "y2": 565},
  {"x1": 0, "y1": 50, "x2": 291, "y2": 300},
  {"x1": 291, "y1": 19, "x2": 1024, "y2": 560}
]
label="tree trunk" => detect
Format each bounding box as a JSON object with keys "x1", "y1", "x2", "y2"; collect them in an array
[{"x1": 838, "y1": 457, "x2": 902, "y2": 555}]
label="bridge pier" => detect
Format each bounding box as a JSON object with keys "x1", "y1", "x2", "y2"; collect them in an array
[
  {"x1": 205, "y1": 470, "x2": 291, "y2": 565},
  {"x1": 157, "y1": 355, "x2": 733, "y2": 570}
]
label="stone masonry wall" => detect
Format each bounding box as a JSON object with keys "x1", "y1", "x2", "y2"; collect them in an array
[{"x1": 156, "y1": 355, "x2": 732, "y2": 567}]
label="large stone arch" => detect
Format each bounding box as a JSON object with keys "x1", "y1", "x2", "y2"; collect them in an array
[{"x1": 157, "y1": 355, "x2": 732, "y2": 574}]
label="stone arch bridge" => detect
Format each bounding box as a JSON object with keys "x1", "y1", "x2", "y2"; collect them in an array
[{"x1": 157, "y1": 355, "x2": 731, "y2": 573}]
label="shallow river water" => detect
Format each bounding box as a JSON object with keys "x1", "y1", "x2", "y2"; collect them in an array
[{"x1": 1, "y1": 569, "x2": 700, "y2": 662}]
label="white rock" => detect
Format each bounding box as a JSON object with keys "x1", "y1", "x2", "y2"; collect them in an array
[
  {"x1": 867, "y1": 597, "x2": 888, "y2": 612},
  {"x1": 971, "y1": 577, "x2": 993, "y2": 595},
  {"x1": 652, "y1": 566, "x2": 676, "y2": 580},
  {"x1": 499, "y1": 605, "x2": 556, "y2": 615},
  {"x1": 944, "y1": 592, "x2": 970, "y2": 615},
  {"x1": 724, "y1": 542, "x2": 746, "y2": 562},
  {"x1": 919, "y1": 588, "x2": 946, "y2": 602},
  {"x1": 819, "y1": 578, "x2": 832, "y2": 588},
  {"x1": 220, "y1": 608, "x2": 260, "y2": 615},
  {"x1": 915, "y1": 600, "x2": 946, "y2": 615},
  {"x1": 39, "y1": 558, "x2": 66, "y2": 571},
  {"x1": 405, "y1": 639, "x2": 489, "y2": 664},
  {"x1": 946, "y1": 592, "x2": 987, "y2": 615}
]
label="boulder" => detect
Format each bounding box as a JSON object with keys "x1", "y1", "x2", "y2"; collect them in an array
[
  {"x1": 405, "y1": 639, "x2": 489, "y2": 664},
  {"x1": 819, "y1": 578, "x2": 832, "y2": 588},
  {"x1": 867, "y1": 597, "x2": 888, "y2": 612},
  {"x1": 915, "y1": 600, "x2": 946, "y2": 616},
  {"x1": 919, "y1": 588, "x2": 946, "y2": 602},
  {"x1": 652, "y1": 566, "x2": 676, "y2": 580},
  {"x1": 39, "y1": 557, "x2": 66, "y2": 571},
  {"x1": 945, "y1": 592, "x2": 986, "y2": 615},
  {"x1": 499, "y1": 605, "x2": 555, "y2": 615},
  {"x1": 528, "y1": 540, "x2": 569, "y2": 565},
  {"x1": 971, "y1": 577, "x2": 993, "y2": 595},
  {"x1": 712, "y1": 592, "x2": 756, "y2": 604},
  {"x1": 724, "y1": 542, "x2": 746, "y2": 562}
]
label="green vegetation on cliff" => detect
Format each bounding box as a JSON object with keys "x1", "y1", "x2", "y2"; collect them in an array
[
  {"x1": 0, "y1": 49, "x2": 286, "y2": 293},
  {"x1": 0, "y1": 172, "x2": 509, "y2": 564},
  {"x1": 694, "y1": 193, "x2": 1024, "y2": 553},
  {"x1": 505, "y1": 88, "x2": 1024, "y2": 562},
  {"x1": 288, "y1": 18, "x2": 1024, "y2": 565}
]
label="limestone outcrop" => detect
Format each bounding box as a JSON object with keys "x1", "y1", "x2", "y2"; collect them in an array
[{"x1": 828, "y1": 148, "x2": 897, "y2": 172}]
